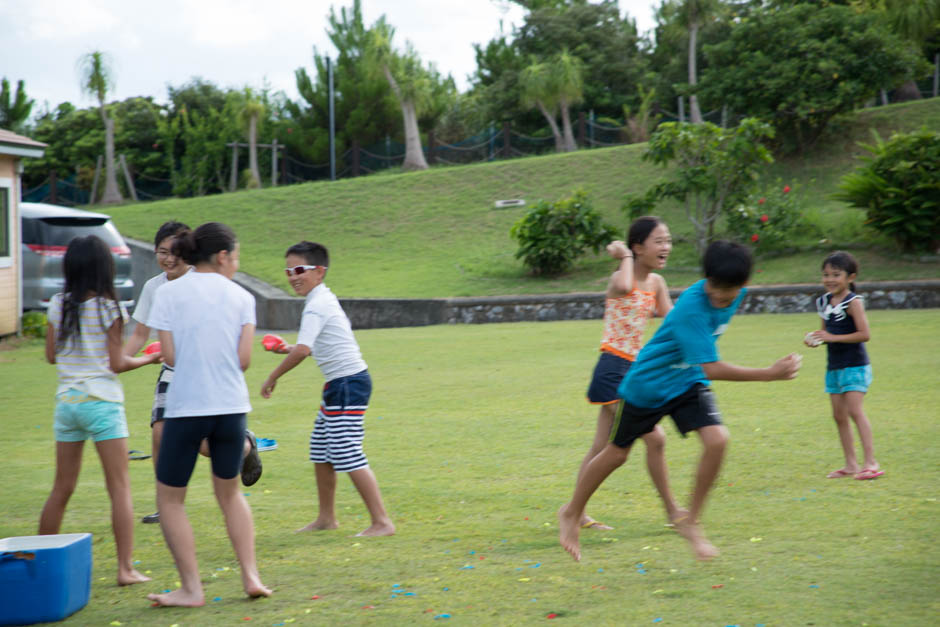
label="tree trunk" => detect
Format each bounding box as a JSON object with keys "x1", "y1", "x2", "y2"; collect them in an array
[
  {"x1": 248, "y1": 114, "x2": 261, "y2": 187},
  {"x1": 99, "y1": 108, "x2": 123, "y2": 204},
  {"x1": 559, "y1": 97, "x2": 577, "y2": 152},
  {"x1": 382, "y1": 64, "x2": 428, "y2": 171},
  {"x1": 893, "y1": 79, "x2": 923, "y2": 102},
  {"x1": 536, "y1": 101, "x2": 564, "y2": 152},
  {"x1": 688, "y1": 22, "x2": 703, "y2": 124}
]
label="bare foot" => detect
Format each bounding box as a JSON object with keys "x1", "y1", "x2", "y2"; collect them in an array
[
  {"x1": 354, "y1": 521, "x2": 396, "y2": 537},
  {"x1": 827, "y1": 467, "x2": 859, "y2": 479},
  {"x1": 666, "y1": 507, "x2": 690, "y2": 528},
  {"x1": 242, "y1": 572, "x2": 272, "y2": 598},
  {"x1": 558, "y1": 504, "x2": 582, "y2": 562},
  {"x1": 147, "y1": 588, "x2": 205, "y2": 607},
  {"x1": 295, "y1": 519, "x2": 339, "y2": 533},
  {"x1": 674, "y1": 516, "x2": 719, "y2": 561},
  {"x1": 118, "y1": 568, "x2": 152, "y2": 586}
]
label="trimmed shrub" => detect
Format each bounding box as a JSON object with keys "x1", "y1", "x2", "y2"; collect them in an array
[
  {"x1": 725, "y1": 180, "x2": 816, "y2": 254},
  {"x1": 21, "y1": 311, "x2": 47, "y2": 338},
  {"x1": 834, "y1": 129, "x2": 940, "y2": 253},
  {"x1": 511, "y1": 189, "x2": 618, "y2": 276}
]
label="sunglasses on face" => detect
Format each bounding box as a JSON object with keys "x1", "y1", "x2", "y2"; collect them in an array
[{"x1": 285, "y1": 265, "x2": 326, "y2": 277}]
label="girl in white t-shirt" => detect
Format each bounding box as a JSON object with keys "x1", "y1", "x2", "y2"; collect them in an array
[
  {"x1": 145, "y1": 222, "x2": 270, "y2": 607},
  {"x1": 41, "y1": 235, "x2": 160, "y2": 586}
]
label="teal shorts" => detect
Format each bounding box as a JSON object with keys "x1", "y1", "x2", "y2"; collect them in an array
[
  {"x1": 54, "y1": 389, "x2": 129, "y2": 442},
  {"x1": 825, "y1": 365, "x2": 872, "y2": 394}
]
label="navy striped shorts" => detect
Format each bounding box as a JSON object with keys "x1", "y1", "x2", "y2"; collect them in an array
[{"x1": 309, "y1": 369, "x2": 371, "y2": 472}]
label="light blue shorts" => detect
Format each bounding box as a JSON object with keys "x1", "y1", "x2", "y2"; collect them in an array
[
  {"x1": 825, "y1": 365, "x2": 872, "y2": 394},
  {"x1": 54, "y1": 389, "x2": 129, "y2": 442}
]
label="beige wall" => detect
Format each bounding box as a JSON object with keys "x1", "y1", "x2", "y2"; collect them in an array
[{"x1": 0, "y1": 155, "x2": 19, "y2": 336}]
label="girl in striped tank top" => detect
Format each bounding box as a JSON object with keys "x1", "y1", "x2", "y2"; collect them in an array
[
  {"x1": 41, "y1": 235, "x2": 160, "y2": 586},
  {"x1": 574, "y1": 217, "x2": 686, "y2": 530}
]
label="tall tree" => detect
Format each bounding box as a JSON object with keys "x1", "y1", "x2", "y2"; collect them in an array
[
  {"x1": 367, "y1": 20, "x2": 434, "y2": 170},
  {"x1": 0, "y1": 78, "x2": 34, "y2": 133},
  {"x1": 680, "y1": 0, "x2": 719, "y2": 123},
  {"x1": 239, "y1": 88, "x2": 265, "y2": 187},
  {"x1": 519, "y1": 50, "x2": 584, "y2": 152},
  {"x1": 78, "y1": 51, "x2": 122, "y2": 204}
]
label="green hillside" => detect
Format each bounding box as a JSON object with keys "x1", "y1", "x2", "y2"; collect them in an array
[{"x1": 109, "y1": 99, "x2": 940, "y2": 298}]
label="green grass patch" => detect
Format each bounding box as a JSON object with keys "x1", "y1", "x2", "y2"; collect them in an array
[
  {"x1": 1, "y1": 310, "x2": 937, "y2": 624},
  {"x1": 105, "y1": 99, "x2": 940, "y2": 298}
]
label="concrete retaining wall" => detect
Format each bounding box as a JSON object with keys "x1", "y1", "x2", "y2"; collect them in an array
[{"x1": 129, "y1": 240, "x2": 940, "y2": 330}]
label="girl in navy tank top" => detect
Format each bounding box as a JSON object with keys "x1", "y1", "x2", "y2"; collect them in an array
[{"x1": 805, "y1": 252, "x2": 883, "y2": 480}]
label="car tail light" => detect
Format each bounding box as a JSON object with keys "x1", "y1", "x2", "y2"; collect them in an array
[
  {"x1": 112, "y1": 245, "x2": 131, "y2": 257},
  {"x1": 26, "y1": 244, "x2": 67, "y2": 257}
]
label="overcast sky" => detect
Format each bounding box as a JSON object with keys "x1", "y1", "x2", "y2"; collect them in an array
[{"x1": 0, "y1": 0, "x2": 658, "y2": 115}]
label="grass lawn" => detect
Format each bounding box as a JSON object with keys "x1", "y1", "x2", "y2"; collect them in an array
[
  {"x1": 1, "y1": 310, "x2": 937, "y2": 625},
  {"x1": 104, "y1": 99, "x2": 940, "y2": 299}
]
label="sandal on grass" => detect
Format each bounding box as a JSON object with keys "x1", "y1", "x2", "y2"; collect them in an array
[{"x1": 581, "y1": 520, "x2": 614, "y2": 530}]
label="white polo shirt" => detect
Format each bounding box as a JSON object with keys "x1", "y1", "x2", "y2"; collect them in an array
[{"x1": 296, "y1": 283, "x2": 367, "y2": 382}]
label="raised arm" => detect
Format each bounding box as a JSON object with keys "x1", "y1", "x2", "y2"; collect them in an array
[{"x1": 606, "y1": 241, "x2": 634, "y2": 296}]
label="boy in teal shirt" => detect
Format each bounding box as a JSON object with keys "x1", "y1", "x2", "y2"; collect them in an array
[{"x1": 559, "y1": 241, "x2": 802, "y2": 561}]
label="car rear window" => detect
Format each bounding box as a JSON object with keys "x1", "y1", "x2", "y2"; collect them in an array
[{"x1": 23, "y1": 217, "x2": 127, "y2": 250}]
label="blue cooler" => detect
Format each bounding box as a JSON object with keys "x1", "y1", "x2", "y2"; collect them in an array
[{"x1": 0, "y1": 533, "x2": 92, "y2": 625}]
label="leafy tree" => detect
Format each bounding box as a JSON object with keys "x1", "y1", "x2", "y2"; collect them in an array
[
  {"x1": 0, "y1": 78, "x2": 34, "y2": 133},
  {"x1": 511, "y1": 188, "x2": 618, "y2": 276},
  {"x1": 519, "y1": 50, "x2": 584, "y2": 151},
  {"x1": 471, "y1": 0, "x2": 647, "y2": 133},
  {"x1": 834, "y1": 128, "x2": 940, "y2": 253},
  {"x1": 624, "y1": 119, "x2": 774, "y2": 255},
  {"x1": 701, "y1": 3, "x2": 927, "y2": 152},
  {"x1": 78, "y1": 51, "x2": 123, "y2": 204}
]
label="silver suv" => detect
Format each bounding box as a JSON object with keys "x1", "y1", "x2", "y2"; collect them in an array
[{"x1": 21, "y1": 202, "x2": 135, "y2": 310}]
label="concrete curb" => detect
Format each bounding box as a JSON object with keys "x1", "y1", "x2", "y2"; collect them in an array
[{"x1": 129, "y1": 239, "x2": 940, "y2": 330}]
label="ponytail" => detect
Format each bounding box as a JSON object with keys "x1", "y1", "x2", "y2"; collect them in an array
[{"x1": 171, "y1": 222, "x2": 236, "y2": 265}]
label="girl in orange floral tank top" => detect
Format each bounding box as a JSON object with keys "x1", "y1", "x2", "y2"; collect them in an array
[{"x1": 574, "y1": 217, "x2": 687, "y2": 530}]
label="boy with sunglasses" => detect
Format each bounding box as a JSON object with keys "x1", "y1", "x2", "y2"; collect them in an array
[{"x1": 261, "y1": 241, "x2": 394, "y2": 537}]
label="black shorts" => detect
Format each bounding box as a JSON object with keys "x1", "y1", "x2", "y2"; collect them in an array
[
  {"x1": 610, "y1": 384, "x2": 722, "y2": 448},
  {"x1": 156, "y1": 413, "x2": 247, "y2": 487},
  {"x1": 586, "y1": 351, "x2": 632, "y2": 404}
]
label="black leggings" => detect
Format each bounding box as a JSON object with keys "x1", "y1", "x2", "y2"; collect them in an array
[{"x1": 157, "y1": 413, "x2": 246, "y2": 487}]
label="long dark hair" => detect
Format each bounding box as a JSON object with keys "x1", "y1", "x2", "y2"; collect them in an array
[
  {"x1": 627, "y1": 216, "x2": 664, "y2": 252},
  {"x1": 822, "y1": 251, "x2": 859, "y2": 292},
  {"x1": 57, "y1": 235, "x2": 116, "y2": 352},
  {"x1": 172, "y1": 222, "x2": 237, "y2": 265}
]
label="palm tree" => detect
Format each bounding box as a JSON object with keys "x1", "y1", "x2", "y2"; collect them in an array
[
  {"x1": 520, "y1": 50, "x2": 584, "y2": 152},
  {"x1": 369, "y1": 21, "x2": 429, "y2": 171},
  {"x1": 239, "y1": 89, "x2": 265, "y2": 188},
  {"x1": 0, "y1": 78, "x2": 35, "y2": 134},
  {"x1": 78, "y1": 51, "x2": 122, "y2": 204},
  {"x1": 680, "y1": 0, "x2": 717, "y2": 124}
]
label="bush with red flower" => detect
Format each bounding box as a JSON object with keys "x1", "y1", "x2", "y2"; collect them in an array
[{"x1": 725, "y1": 180, "x2": 813, "y2": 254}]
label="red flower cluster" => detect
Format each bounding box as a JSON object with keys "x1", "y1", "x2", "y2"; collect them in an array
[
  {"x1": 751, "y1": 233, "x2": 760, "y2": 242},
  {"x1": 760, "y1": 214, "x2": 769, "y2": 223},
  {"x1": 783, "y1": 185, "x2": 791, "y2": 193},
  {"x1": 758, "y1": 197, "x2": 766, "y2": 205}
]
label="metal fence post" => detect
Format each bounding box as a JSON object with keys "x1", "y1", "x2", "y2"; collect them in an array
[
  {"x1": 934, "y1": 52, "x2": 939, "y2": 98},
  {"x1": 678, "y1": 97, "x2": 685, "y2": 123}
]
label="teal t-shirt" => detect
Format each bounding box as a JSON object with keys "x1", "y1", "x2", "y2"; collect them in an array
[{"x1": 617, "y1": 279, "x2": 747, "y2": 408}]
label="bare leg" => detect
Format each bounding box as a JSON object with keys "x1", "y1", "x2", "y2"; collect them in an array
[
  {"x1": 576, "y1": 404, "x2": 616, "y2": 529},
  {"x1": 95, "y1": 437, "x2": 150, "y2": 585},
  {"x1": 640, "y1": 425, "x2": 686, "y2": 523},
  {"x1": 559, "y1": 443, "x2": 631, "y2": 561},
  {"x1": 296, "y1": 462, "x2": 339, "y2": 532},
  {"x1": 828, "y1": 394, "x2": 860, "y2": 476},
  {"x1": 348, "y1": 467, "x2": 395, "y2": 537},
  {"x1": 845, "y1": 391, "x2": 878, "y2": 471},
  {"x1": 147, "y1": 481, "x2": 204, "y2": 607},
  {"x1": 675, "y1": 425, "x2": 728, "y2": 561},
  {"x1": 39, "y1": 441, "x2": 84, "y2": 534},
  {"x1": 211, "y1": 474, "x2": 271, "y2": 598}
]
